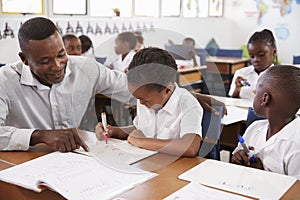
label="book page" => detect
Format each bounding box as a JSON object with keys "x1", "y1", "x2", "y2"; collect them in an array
[
  {"x1": 74, "y1": 131, "x2": 157, "y2": 173},
  {"x1": 0, "y1": 152, "x2": 157, "y2": 200},
  {"x1": 164, "y1": 182, "x2": 251, "y2": 200},
  {"x1": 178, "y1": 159, "x2": 296, "y2": 199}
]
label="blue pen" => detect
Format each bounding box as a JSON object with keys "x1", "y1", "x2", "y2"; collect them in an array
[
  {"x1": 238, "y1": 135, "x2": 256, "y2": 163},
  {"x1": 240, "y1": 80, "x2": 251, "y2": 87}
]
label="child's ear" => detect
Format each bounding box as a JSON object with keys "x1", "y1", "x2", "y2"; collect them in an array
[
  {"x1": 165, "y1": 84, "x2": 175, "y2": 94},
  {"x1": 261, "y1": 92, "x2": 271, "y2": 106}
]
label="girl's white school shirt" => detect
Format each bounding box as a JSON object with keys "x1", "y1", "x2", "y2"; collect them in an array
[{"x1": 133, "y1": 85, "x2": 203, "y2": 139}]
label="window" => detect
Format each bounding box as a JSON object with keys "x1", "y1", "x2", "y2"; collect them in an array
[
  {"x1": 90, "y1": 0, "x2": 132, "y2": 17},
  {"x1": 53, "y1": 0, "x2": 87, "y2": 15},
  {"x1": 1, "y1": 0, "x2": 43, "y2": 14},
  {"x1": 135, "y1": 0, "x2": 159, "y2": 17},
  {"x1": 161, "y1": 0, "x2": 181, "y2": 17}
]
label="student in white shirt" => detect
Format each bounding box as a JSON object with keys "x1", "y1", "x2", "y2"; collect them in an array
[
  {"x1": 104, "y1": 32, "x2": 137, "y2": 72},
  {"x1": 79, "y1": 34, "x2": 95, "y2": 58},
  {"x1": 62, "y1": 34, "x2": 82, "y2": 56},
  {"x1": 0, "y1": 17, "x2": 225, "y2": 152},
  {"x1": 96, "y1": 47, "x2": 203, "y2": 157},
  {"x1": 228, "y1": 29, "x2": 277, "y2": 100},
  {"x1": 231, "y1": 65, "x2": 300, "y2": 179},
  {"x1": 172, "y1": 37, "x2": 201, "y2": 68}
]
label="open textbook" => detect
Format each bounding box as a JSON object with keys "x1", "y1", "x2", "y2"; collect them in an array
[
  {"x1": 0, "y1": 152, "x2": 157, "y2": 200},
  {"x1": 178, "y1": 159, "x2": 297, "y2": 200},
  {"x1": 74, "y1": 131, "x2": 157, "y2": 173}
]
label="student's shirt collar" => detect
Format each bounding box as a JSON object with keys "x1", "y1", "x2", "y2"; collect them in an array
[{"x1": 159, "y1": 83, "x2": 179, "y2": 115}]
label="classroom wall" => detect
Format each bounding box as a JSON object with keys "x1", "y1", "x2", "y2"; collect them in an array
[{"x1": 0, "y1": 0, "x2": 299, "y2": 64}]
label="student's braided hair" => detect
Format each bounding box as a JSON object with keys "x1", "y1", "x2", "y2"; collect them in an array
[
  {"x1": 248, "y1": 29, "x2": 278, "y2": 64},
  {"x1": 127, "y1": 47, "x2": 178, "y2": 92}
]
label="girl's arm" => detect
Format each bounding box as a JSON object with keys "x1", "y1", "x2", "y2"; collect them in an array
[{"x1": 127, "y1": 131, "x2": 201, "y2": 157}]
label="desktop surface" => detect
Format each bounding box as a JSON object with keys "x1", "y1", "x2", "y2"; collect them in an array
[{"x1": 0, "y1": 144, "x2": 299, "y2": 200}]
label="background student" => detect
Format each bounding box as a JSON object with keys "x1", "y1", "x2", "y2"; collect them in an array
[
  {"x1": 79, "y1": 34, "x2": 95, "y2": 58},
  {"x1": 228, "y1": 29, "x2": 277, "y2": 100},
  {"x1": 168, "y1": 37, "x2": 200, "y2": 68},
  {"x1": 62, "y1": 33, "x2": 82, "y2": 56},
  {"x1": 231, "y1": 65, "x2": 300, "y2": 179},
  {"x1": 96, "y1": 47, "x2": 203, "y2": 157},
  {"x1": 104, "y1": 31, "x2": 137, "y2": 72},
  {"x1": 134, "y1": 31, "x2": 145, "y2": 52}
]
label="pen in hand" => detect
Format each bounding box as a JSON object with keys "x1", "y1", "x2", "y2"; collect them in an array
[
  {"x1": 240, "y1": 80, "x2": 251, "y2": 87},
  {"x1": 101, "y1": 112, "x2": 109, "y2": 144},
  {"x1": 238, "y1": 135, "x2": 256, "y2": 163}
]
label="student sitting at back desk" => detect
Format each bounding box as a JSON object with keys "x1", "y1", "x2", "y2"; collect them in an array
[
  {"x1": 62, "y1": 33, "x2": 82, "y2": 56},
  {"x1": 168, "y1": 37, "x2": 200, "y2": 69},
  {"x1": 96, "y1": 47, "x2": 203, "y2": 157},
  {"x1": 231, "y1": 65, "x2": 300, "y2": 179},
  {"x1": 228, "y1": 29, "x2": 277, "y2": 101},
  {"x1": 104, "y1": 32, "x2": 137, "y2": 72}
]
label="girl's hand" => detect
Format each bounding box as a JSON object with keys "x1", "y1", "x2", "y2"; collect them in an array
[{"x1": 95, "y1": 122, "x2": 113, "y2": 140}]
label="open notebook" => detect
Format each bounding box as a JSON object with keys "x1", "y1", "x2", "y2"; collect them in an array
[
  {"x1": 0, "y1": 152, "x2": 157, "y2": 200},
  {"x1": 74, "y1": 131, "x2": 157, "y2": 173}
]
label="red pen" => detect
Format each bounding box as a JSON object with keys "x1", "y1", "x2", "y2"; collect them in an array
[{"x1": 101, "y1": 112, "x2": 109, "y2": 144}]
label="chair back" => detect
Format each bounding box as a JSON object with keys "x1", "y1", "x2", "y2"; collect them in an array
[
  {"x1": 195, "y1": 48, "x2": 209, "y2": 65},
  {"x1": 245, "y1": 107, "x2": 265, "y2": 128},
  {"x1": 216, "y1": 49, "x2": 243, "y2": 58},
  {"x1": 198, "y1": 106, "x2": 223, "y2": 160},
  {"x1": 95, "y1": 57, "x2": 107, "y2": 64},
  {"x1": 293, "y1": 55, "x2": 300, "y2": 64}
]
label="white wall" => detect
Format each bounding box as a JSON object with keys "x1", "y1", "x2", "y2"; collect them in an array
[{"x1": 0, "y1": 0, "x2": 299, "y2": 64}]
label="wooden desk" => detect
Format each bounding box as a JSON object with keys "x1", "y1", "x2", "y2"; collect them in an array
[
  {"x1": 1, "y1": 145, "x2": 300, "y2": 200},
  {"x1": 176, "y1": 66, "x2": 206, "y2": 92},
  {"x1": 204, "y1": 57, "x2": 250, "y2": 95}
]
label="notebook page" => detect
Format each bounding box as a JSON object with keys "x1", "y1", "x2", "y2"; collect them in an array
[
  {"x1": 178, "y1": 159, "x2": 296, "y2": 199},
  {"x1": 0, "y1": 152, "x2": 157, "y2": 200},
  {"x1": 164, "y1": 182, "x2": 251, "y2": 200}
]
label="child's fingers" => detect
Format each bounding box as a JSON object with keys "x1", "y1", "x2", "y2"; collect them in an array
[{"x1": 95, "y1": 122, "x2": 104, "y2": 140}]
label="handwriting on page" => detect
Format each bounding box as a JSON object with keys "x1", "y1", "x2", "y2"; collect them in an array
[{"x1": 0, "y1": 152, "x2": 157, "y2": 200}]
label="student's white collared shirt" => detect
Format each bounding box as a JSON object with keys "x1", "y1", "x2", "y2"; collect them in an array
[
  {"x1": 228, "y1": 64, "x2": 273, "y2": 101},
  {"x1": 112, "y1": 50, "x2": 136, "y2": 72},
  {"x1": 233, "y1": 116, "x2": 300, "y2": 179},
  {"x1": 175, "y1": 55, "x2": 201, "y2": 68},
  {"x1": 0, "y1": 56, "x2": 132, "y2": 151},
  {"x1": 133, "y1": 85, "x2": 203, "y2": 139}
]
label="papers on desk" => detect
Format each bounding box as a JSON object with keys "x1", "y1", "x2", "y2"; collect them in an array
[
  {"x1": 0, "y1": 152, "x2": 157, "y2": 200},
  {"x1": 221, "y1": 106, "x2": 248, "y2": 125},
  {"x1": 211, "y1": 95, "x2": 253, "y2": 108},
  {"x1": 164, "y1": 182, "x2": 251, "y2": 200},
  {"x1": 178, "y1": 159, "x2": 297, "y2": 200},
  {"x1": 74, "y1": 133, "x2": 157, "y2": 173}
]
